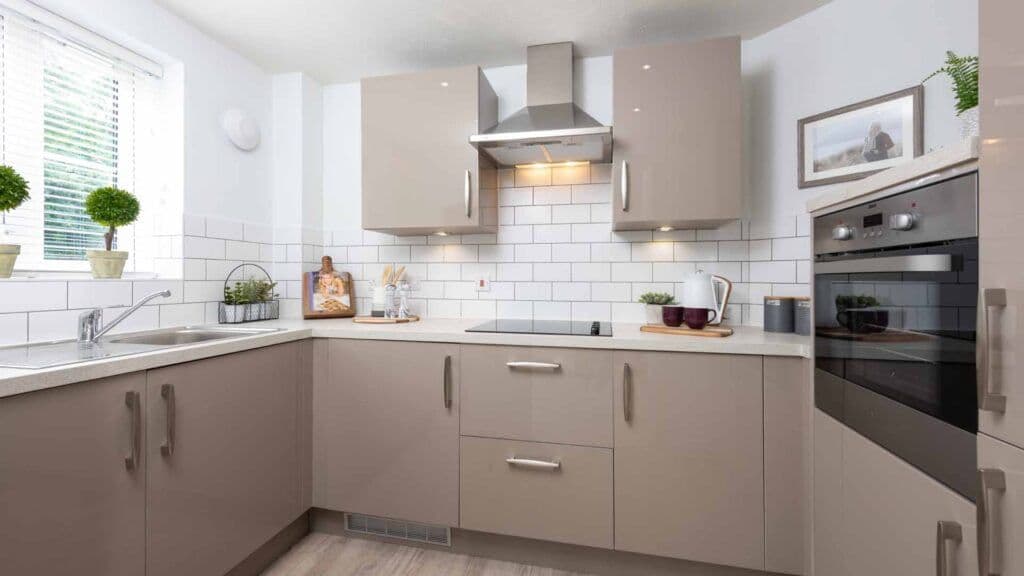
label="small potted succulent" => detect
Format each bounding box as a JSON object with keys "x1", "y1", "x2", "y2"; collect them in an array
[
  {"x1": 924, "y1": 51, "x2": 979, "y2": 139},
  {"x1": 83, "y1": 186, "x2": 140, "y2": 279},
  {"x1": 638, "y1": 291, "x2": 676, "y2": 325},
  {"x1": 0, "y1": 165, "x2": 30, "y2": 278}
]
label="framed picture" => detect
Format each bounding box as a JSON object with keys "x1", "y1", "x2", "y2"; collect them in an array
[
  {"x1": 303, "y1": 256, "x2": 355, "y2": 319},
  {"x1": 798, "y1": 86, "x2": 923, "y2": 188}
]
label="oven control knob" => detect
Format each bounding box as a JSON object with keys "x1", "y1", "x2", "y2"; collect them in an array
[
  {"x1": 889, "y1": 212, "x2": 916, "y2": 231},
  {"x1": 832, "y1": 225, "x2": 854, "y2": 241}
]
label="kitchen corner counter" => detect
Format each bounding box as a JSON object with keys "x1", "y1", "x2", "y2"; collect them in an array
[
  {"x1": 272, "y1": 318, "x2": 810, "y2": 357},
  {"x1": 0, "y1": 319, "x2": 809, "y2": 399}
]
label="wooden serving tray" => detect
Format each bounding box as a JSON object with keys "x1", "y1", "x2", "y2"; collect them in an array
[
  {"x1": 353, "y1": 315, "x2": 420, "y2": 324},
  {"x1": 640, "y1": 325, "x2": 734, "y2": 337}
]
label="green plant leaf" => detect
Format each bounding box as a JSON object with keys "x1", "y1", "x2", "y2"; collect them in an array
[
  {"x1": 0, "y1": 165, "x2": 30, "y2": 213},
  {"x1": 924, "y1": 51, "x2": 979, "y2": 115}
]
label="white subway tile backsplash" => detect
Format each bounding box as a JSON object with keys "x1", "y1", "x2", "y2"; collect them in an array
[
  {"x1": 653, "y1": 229, "x2": 697, "y2": 242},
  {"x1": 571, "y1": 183, "x2": 610, "y2": 204},
  {"x1": 632, "y1": 242, "x2": 674, "y2": 262},
  {"x1": 612, "y1": 263, "x2": 652, "y2": 282},
  {"x1": 498, "y1": 263, "x2": 532, "y2": 281},
  {"x1": 551, "y1": 204, "x2": 591, "y2": 224},
  {"x1": 534, "y1": 301, "x2": 570, "y2": 319},
  {"x1": 183, "y1": 214, "x2": 206, "y2": 237},
  {"x1": 572, "y1": 223, "x2": 612, "y2": 243},
  {"x1": 551, "y1": 244, "x2": 590, "y2": 262},
  {"x1": 571, "y1": 301, "x2": 610, "y2": 321},
  {"x1": 534, "y1": 263, "x2": 571, "y2": 282},
  {"x1": 653, "y1": 262, "x2": 696, "y2": 282},
  {"x1": 719, "y1": 241, "x2": 749, "y2": 262},
  {"x1": 515, "y1": 282, "x2": 551, "y2": 301},
  {"x1": 348, "y1": 246, "x2": 379, "y2": 263},
  {"x1": 591, "y1": 282, "x2": 632, "y2": 302},
  {"x1": 590, "y1": 204, "x2": 612, "y2": 223},
  {"x1": 184, "y1": 236, "x2": 225, "y2": 259},
  {"x1": 159, "y1": 303, "x2": 205, "y2": 327},
  {"x1": 590, "y1": 164, "x2": 612, "y2": 184},
  {"x1": 499, "y1": 187, "x2": 533, "y2": 206},
  {"x1": 499, "y1": 207, "x2": 515, "y2": 225},
  {"x1": 428, "y1": 263, "x2": 461, "y2": 281},
  {"x1": 590, "y1": 243, "x2": 631, "y2": 262},
  {"x1": 444, "y1": 281, "x2": 479, "y2": 300},
  {"x1": 572, "y1": 263, "x2": 611, "y2": 282},
  {"x1": 612, "y1": 302, "x2": 646, "y2": 323},
  {"x1": 515, "y1": 167, "x2": 551, "y2": 187},
  {"x1": 551, "y1": 165, "x2": 590, "y2": 186},
  {"x1": 379, "y1": 245, "x2": 411, "y2": 262},
  {"x1": 67, "y1": 282, "x2": 133, "y2": 309},
  {"x1": 461, "y1": 300, "x2": 497, "y2": 319},
  {"x1": 28, "y1": 309, "x2": 81, "y2": 341},
  {"x1": 533, "y1": 225, "x2": 571, "y2": 244},
  {"x1": 479, "y1": 244, "x2": 515, "y2": 263},
  {"x1": 673, "y1": 242, "x2": 718, "y2": 262},
  {"x1": 429, "y1": 299, "x2": 462, "y2": 318},
  {"x1": 772, "y1": 237, "x2": 810, "y2": 260},
  {"x1": 461, "y1": 263, "x2": 496, "y2": 282},
  {"x1": 749, "y1": 261, "x2": 797, "y2": 283},
  {"x1": 515, "y1": 244, "x2": 551, "y2": 262},
  {"x1": 411, "y1": 245, "x2": 445, "y2": 263},
  {"x1": 749, "y1": 216, "x2": 797, "y2": 240},
  {"x1": 498, "y1": 225, "x2": 533, "y2": 244},
  {"x1": 0, "y1": 282, "x2": 68, "y2": 314},
  {"x1": 0, "y1": 313, "x2": 28, "y2": 345},
  {"x1": 460, "y1": 234, "x2": 497, "y2": 245},
  {"x1": 749, "y1": 240, "x2": 772, "y2": 261},
  {"x1": 552, "y1": 282, "x2": 591, "y2": 301},
  {"x1": 497, "y1": 300, "x2": 533, "y2": 319},
  {"x1": 444, "y1": 244, "x2": 478, "y2": 263},
  {"x1": 479, "y1": 282, "x2": 516, "y2": 300},
  {"x1": 205, "y1": 218, "x2": 245, "y2": 240},
  {"x1": 498, "y1": 169, "x2": 515, "y2": 188},
  {"x1": 613, "y1": 230, "x2": 652, "y2": 243},
  {"x1": 697, "y1": 220, "x2": 743, "y2": 241},
  {"x1": 532, "y1": 186, "x2": 572, "y2": 205},
  {"x1": 515, "y1": 205, "x2": 551, "y2": 225}
]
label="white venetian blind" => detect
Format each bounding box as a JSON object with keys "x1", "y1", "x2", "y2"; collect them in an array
[{"x1": 0, "y1": 10, "x2": 153, "y2": 269}]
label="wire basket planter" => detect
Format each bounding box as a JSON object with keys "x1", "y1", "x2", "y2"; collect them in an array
[{"x1": 219, "y1": 263, "x2": 280, "y2": 324}]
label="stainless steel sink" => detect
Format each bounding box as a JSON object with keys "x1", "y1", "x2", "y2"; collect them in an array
[
  {"x1": 0, "y1": 326, "x2": 283, "y2": 369},
  {"x1": 106, "y1": 327, "x2": 280, "y2": 346}
]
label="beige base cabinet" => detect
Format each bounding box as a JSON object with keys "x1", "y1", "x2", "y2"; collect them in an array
[
  {"x1": 978, "y1": 433, "x2": 1024, "y2": 576},
  {"x1": 612, "y1": 36, "x2": 741, "y2": 231},
  {"x1": 813, "y1": 408, "x2": 977, "y2": 576},
  {"x1": 362, "y1": 65, "x2": 498, "y2": 235},
  {"x1": 612, "y1": 351, "x2": 765, "y2": 571},
  {"x1": 314, "y1": 339, "x2": 460, "y2": 527},
  {"x1": 0, "y1": 373, "x2": 147, "y2": 576},
  {"x1": 146, "y1": 343, "x2": 304, "y2": 576}
]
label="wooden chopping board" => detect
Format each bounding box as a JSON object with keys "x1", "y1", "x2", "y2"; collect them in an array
[{"x1": 640, "y1": 324, "x2": 734, "y2": 337}]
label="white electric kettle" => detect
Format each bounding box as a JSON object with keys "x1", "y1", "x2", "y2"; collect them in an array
[{"x1": 680, "y1": 271, "x2": 733, "y2": 326}]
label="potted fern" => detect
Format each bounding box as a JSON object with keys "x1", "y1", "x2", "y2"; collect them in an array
[
  {"x1": 638, "y1": 291, "x2": 676, "y2": 325},
  {"x1": 83, "y1": 186, "x2": 140, "y2": 279},
  {"x1": 0, "y1": 165, "x2": 30, "y2": 278},
  {"x1": 924, "y1": 51, "x2": 979, "y2": 139}
]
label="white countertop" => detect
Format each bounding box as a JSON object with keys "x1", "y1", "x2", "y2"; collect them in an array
[{"x1": 0, "y1": 318, "x2": 809, "y2": 399}]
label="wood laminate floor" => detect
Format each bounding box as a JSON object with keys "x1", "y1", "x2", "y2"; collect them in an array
[{"x1": 263, "y1": 533, "x2": 594, "y2": 576}]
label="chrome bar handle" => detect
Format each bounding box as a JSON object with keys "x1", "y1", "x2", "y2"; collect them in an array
[
  {"x1": 506, "y1": 361, "x2": 561, "y2": 370},
  {"x1": 160, "y1": 384, "x2": 175, "y2": 457},
  {"x1": 442, "y1": 355, "x2": 452, "y2": 409},
  {"x1": 623, "y1": 362, "x2": 633, "y2": 423},
  {"x1": 978, "y1": 468, "x2": 1007, "y2": 576},
  {"x1": 464, "y1": 170, "x2": 472, "y2": 217},
  {"x1": 620, "y1": 160, "x2": 629, "y2": 212},
  {"x1": 936, "y1": 520, "x2": 962, "y2": 576},
  {"x1": 979, "y1": 288, "x2": 1008, "y2": 413},
  {"x1": 506, "y1": 457, "x2": 561, "y2": 471},
  {"x1": 124, "y1": 391, "x2": 140, "y2": 471}
]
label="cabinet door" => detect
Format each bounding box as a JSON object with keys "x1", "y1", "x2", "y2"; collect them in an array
[
  {"x1": 613, "y1": 351, "x2": 764, "y2": 570},
  {"x1": 813, "y1": 409, "x2": 846, "y2": 576},
  {"x1": 314, "y1": 340, "x2": 460, "y2": 526},
  {"x1": 979, "y1": 0, "x2": 1024, "y2": 450},
  {"x1": 841, "y1": 427, "x2": 977, "y2": 576},
  {"x1": 362, "y1": 65, "x2": 497, "y2": 235},
  {"x1": 978, "y1": 433, "x2": 1024, "y2": 576},
  {"x1": 612, "y1": 37, "x2": 741, "y2": 231},
  {"x1": 146, "y1": 344, "x2": 302, "y2": 576},
  {"x1": 0, "y1": 373, "x2": 146, "y2": 576}
]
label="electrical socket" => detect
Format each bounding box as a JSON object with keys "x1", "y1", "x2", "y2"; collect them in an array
[{"x1": 474, "y1": 277, "x2": 490, "y2": 292}]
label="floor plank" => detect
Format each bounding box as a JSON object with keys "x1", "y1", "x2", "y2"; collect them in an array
[{"x1": 263, "y1": 533, "x2": 594, "y2": 576}]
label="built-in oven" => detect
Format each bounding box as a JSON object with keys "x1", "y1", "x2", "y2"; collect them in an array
[{"x1": 813, "y1": 167, "x2": 978, "y2": 500}]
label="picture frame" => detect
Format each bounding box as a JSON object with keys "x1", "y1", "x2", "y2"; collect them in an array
[
  {"x1": 302, "y1": 256, "x2": 355, "y2": 319},
  {"x1": 797, "y1": 85, "x2": 924, "y2": 188}
]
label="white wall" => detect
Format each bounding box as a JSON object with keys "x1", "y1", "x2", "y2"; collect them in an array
[
  {"x1": 742, "y1": 0, "x2": 979, "y2": 222},
  {"x1": 34, "y1": 0, "x2": 275, "y2": 226}
]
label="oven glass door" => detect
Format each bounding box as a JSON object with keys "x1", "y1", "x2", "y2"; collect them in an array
[{"x1": 814, "y1": 239, "x2": 978, "y2": 433}]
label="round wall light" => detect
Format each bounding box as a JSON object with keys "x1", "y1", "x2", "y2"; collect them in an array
[{"x1": 221, "y1": 108, "x2": 261, "y2": 151}]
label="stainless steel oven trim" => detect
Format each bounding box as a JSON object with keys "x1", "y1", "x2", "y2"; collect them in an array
[
  {"x1": 814, "y1": 254, "x2": 954, "y2": 275},
  {"x1": 815, "y1": 369, "x2": 977, "y2": 500}
]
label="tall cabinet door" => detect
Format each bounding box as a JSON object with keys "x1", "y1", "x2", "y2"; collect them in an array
[
  {"x1": 978, "y1": 434, "x2": 1024, "y2": 576},
  {"x1": 612, "y1": 351, "x2": 764, "y2": 571},
  {"x1": 314, "y1": 340, "x2": 460, "y2": 527},
  {"x1": 979, "y1": 0, "x2": 1024, "y2": 448},
  {"x1": 0, "y1": 373, "x2": 146, "y2": 576},
  {"x1": 362, "y1": 65, "x2": 497, "y2": 235},
  {"x1": 840, "y1": 427, "x2": 977, "y2": 576},
  {"x1": 612, "y1": 36, "x2": 741, "y2": 231},
  {"x1": 146, "y1": 344, "x2": 302, "y2": 576}
]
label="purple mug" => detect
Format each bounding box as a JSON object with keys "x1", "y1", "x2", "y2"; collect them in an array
[
  {"x1": 662, "y1": 306, "x2": 684, "y2": 327},
  {"x1": 683, "y1": 307, "x2": 717, "y2": 330}
]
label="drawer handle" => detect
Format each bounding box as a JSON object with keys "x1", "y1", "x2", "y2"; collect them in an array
[
  {"x1": 442, "y1": 355, "x2": 452, "y2": 409},
  {"x1": 936, "y1": 520, "x2": 962, "y2": 576},
  {"x1": 124, "y1": 390, "x2": 140, "y2": 471},
  {"x1": 623, "y1": 362, "x2": 633, "y2": 423},
  {"x1": 506, "y1": 361, "x2": 561, "y2": 370},
  {"x1": 506, "y1": 457, "x2": 561, "y2": 471},
  {"x1": 978, "y1": 288, "x2": 1007, "y2": 413},
  {"x1": 621, "y1": 160, "x2": 629, "y2": 212},
  {"x1": 978, "y1": 467, "x2": 1007, "y2": 576},
  {"x1": 160, "y1": 383, "x2": 175, "y2": 457}
]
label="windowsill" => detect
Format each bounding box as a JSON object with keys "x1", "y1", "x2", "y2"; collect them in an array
[{"x1": 1, "y1": 271, "x2": 173, "y2": 281}]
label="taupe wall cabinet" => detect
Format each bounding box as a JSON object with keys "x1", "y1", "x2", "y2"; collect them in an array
[
  {"x1": 612, "y1": 36, "x2": 742, "y2": 231},
  {"x1": 813, "y1": 409, "x2": 977, "y2": 575},
  {"x1": 362, "y1": 65, "x2": 498, "y2": 235},
  {"x1": 0, "y1": 343, "x2": 310, "y2": 576}
]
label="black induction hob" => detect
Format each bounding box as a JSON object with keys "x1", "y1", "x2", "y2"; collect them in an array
[{"x1": 466, "y1": 319, "x2": 612, "y2": 337}]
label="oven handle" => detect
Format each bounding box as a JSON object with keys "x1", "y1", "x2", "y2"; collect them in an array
[{"x1": 815, "y1": 254, "x2": 954, "y2": 275}]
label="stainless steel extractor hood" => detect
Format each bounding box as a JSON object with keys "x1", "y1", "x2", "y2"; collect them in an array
[{"x1": 470, "y1": 42, "x2": 612, "y2": 167}]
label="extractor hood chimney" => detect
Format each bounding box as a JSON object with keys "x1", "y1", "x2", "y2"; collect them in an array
[{"x1": 469, "y1": 42, "x2": 612, "y2": 167}]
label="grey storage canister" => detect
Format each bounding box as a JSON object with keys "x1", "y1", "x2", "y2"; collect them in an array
[
  {"x1": 794, "y1": 298, "x2": 811, "y2": 335},
  {"x1": 764, "y1": 296, "x2": 795, "y2": 333}
]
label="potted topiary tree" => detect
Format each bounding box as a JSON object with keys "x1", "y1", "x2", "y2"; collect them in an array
[
  {"x1": 83, "y1": 186, "x2": 140, "y2": 279},
  {"x1": 0, "y1": 165, "x2": 30, "y2": 279}
]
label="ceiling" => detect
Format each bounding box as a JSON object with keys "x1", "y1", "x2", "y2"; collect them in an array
[{"x1": 155, "y1": 0, "x2": 831, "y2": 84}]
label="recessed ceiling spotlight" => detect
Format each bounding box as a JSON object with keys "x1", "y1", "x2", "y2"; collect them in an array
[
  {"x1": 633, "y1": 107, "x2": 641, "y2": 113},
  {"x1": 642, "y1": 64, "x2": 652, "y2": 70},
  {"x1": 434, "y1": 231, "x2": 448, "y2": 236},
  {"x1": 440, "y1": 81, "x2": 449, "y2": 87},
  {"x1": 658, "y1": 226, "x2": 673, "y2": 232}
]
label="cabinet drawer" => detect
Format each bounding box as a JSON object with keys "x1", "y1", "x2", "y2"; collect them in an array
[
  {"x1": 461, "y1": 345, "x2": 613, "y2": 447},
  {"x1": 460, "y1": 437, "x2": 613, "y2": 549}
]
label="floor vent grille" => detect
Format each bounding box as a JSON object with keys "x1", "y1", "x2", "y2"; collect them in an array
[{"x1": 344, "y1": 513, "x2": 451, "y2": 547}]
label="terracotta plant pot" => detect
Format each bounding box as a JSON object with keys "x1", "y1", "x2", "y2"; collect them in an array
[
  {"x1": 0, "y1": 244, "x2": 19, "y2": 278},
  {"x1": 86, "y1": 250, "x2": 129, "y2": 279}
]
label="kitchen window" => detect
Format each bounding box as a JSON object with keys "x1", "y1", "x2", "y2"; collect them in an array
[{"x1": 0, "y1": 8, "x2": 164, "y2": 272}]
